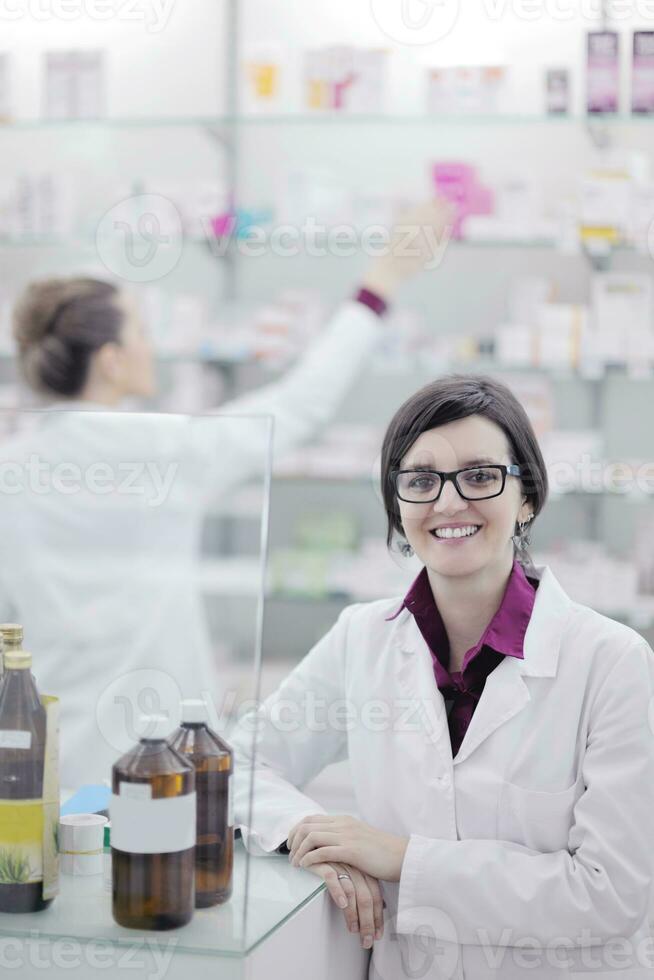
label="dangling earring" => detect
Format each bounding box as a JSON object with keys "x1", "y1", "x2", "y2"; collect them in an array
[
  {"x1": 512, "y1": 513, "x2": 534, "y2": 549},
  {"x1": 397, "y1": 520, "x2": 414, "y2": 557}
]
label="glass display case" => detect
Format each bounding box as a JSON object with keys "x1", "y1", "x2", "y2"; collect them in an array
[{"x1": 0, "y1": 409, "x2": 333, "y2": 969}]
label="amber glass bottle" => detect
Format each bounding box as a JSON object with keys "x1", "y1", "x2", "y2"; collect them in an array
[
  {"x1": 0, "y1": 647, "x2": 52, "y2": 913},
  {"x1": 169, "y1": 700, "x2": 233, "y2": 908},
  {"x1": 111, "y1": 714, "x2": 196, "y2": 930}
]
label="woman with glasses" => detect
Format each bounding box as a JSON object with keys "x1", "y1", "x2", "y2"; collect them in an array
[{"x1": 232, "y1": 373, "x2": 654, "y2": 979}]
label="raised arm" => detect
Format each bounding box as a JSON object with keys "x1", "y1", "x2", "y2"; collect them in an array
[{"x1": 208, "y1": 200, "x2": 454, "y2": 488}]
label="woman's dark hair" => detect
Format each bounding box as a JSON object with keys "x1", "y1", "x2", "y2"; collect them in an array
[
  {"x1": 380, "y1": 374, "x2": 549, "y2": 570},
  {"x1": 13, "y1": 277, "x2": 123, "y2": 398}
]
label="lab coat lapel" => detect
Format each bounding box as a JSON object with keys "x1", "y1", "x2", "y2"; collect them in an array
[
  {"x1": 453, "y1": 564, "x2": 574, "y2": 766},
  {"x1": 392, "y1": 613, "x2": 453, "y2": 776},
  {"x1": 392, "y1": 564, "x2": 574, "y2": 770}
]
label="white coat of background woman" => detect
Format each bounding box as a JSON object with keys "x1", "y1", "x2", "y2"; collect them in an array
[{"x1": 0, "y1": 200, "x2": 453, "y2": 788}]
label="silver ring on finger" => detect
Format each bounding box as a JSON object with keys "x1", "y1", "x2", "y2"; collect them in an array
[{"x1": 337, "y1": 873, "x2": 352, "y2": 880}]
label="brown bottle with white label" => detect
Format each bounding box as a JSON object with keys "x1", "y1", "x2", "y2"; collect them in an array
[
  {"x1": 111, "y1": 714, "x2": 196, "y2": 930},
  {"x1": 0, "y1": 646, "x2": 52, "y2": 913},
  {"x1": 169, "y1": 699, "x2": 233, "y2": 907}
]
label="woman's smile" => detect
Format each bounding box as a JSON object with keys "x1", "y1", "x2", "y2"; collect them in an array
[{"x1": 428, "y1": 524, "x2": 483, "y2": 543}]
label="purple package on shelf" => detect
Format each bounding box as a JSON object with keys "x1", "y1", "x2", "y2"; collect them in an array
[
  {"x1": 632, "y1": 31, "x2": 654, "y2": 113},
  {"x1": 587, "y1": 31, "x2": 619, "y2": 114}
]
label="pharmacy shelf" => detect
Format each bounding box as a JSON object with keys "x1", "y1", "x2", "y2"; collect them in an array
[
  {"x1": 197, "y1": 557, "x2": 654, "y2": 630},
  {"x1": 4, "y1": 113, "x2": 654, "y2": 129},
  {"x1": 0, "y1": 350, "x2": 248, "y2": 367},
  {"x1": 0, "y1": 234, "x2": 646, "y2": 255},
  {"x1": 269, "y1": 475, "x2": 654, "y2": 497},
  {"x1": 1, "y1": 350, "x2": 649, "y2": 387}
]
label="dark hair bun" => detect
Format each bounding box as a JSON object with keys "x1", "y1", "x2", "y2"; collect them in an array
[{"x1": 13, "y1": 277, "x2": 122, "y2": 397}]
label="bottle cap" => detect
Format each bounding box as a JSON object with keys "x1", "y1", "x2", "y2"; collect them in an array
[
  {"x1": 137, "y1": 713, "x2": 175, "y2": 741},
  {"x1": 181, "y1": 699, "x2": 209, "y2": 725},
  {"x1": 4, "y1": 649, "x2": 32, "y2": 670},
  {"x1": 0, "y1": 624, "x2": 23, "y2": 647}
]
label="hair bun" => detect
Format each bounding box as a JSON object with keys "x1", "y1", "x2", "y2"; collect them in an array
[
  {"x1": 12, "y1": 276, "x2": 121, "y2": 398},
  {"x1": 13, "y1": 278, "x2": 89, "y2": 349}
]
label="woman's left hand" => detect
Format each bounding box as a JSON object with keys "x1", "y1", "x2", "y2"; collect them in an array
[{"x1": 286, "y1": 814, "x2": 409, "y2": 883}]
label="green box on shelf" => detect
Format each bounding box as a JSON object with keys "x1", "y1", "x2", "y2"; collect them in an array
[{"x1": 294, "y1": 512, "x2": 359, "y2": 552}]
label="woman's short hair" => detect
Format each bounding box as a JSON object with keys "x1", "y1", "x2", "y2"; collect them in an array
[
  {"x1": 13, "y1": 277, "x2": 123, "y2": 398},
  {"x1": 380, "y1": 374, "x2": 549, "y2": 569}
]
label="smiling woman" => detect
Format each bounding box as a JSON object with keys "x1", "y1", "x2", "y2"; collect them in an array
[
  {"x1": 232, "y1": 371, "x2": 654, "y2": 980},
  {"x1": 380, "y1": 374, "x2": 548, "y2": 572}
]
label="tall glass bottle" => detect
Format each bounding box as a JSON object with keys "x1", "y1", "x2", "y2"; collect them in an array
[
  {"x1": 0, "y1": 647, "x2": 52, "y2": 913},
  {"x1": 169, "y1": 699, "x2": 233, "y2": 908},
  {"x1": 111, "y1": 714, "x2": 196, "y2": 930}
]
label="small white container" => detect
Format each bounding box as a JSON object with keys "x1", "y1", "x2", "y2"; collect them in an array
[{"x1": 59, "y1": 814, "x2": 107, "y2": 876}]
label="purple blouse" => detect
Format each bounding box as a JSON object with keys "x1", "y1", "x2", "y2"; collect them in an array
[{"x1": 387, "y1": 559, "x2": 538, "y2": 757}]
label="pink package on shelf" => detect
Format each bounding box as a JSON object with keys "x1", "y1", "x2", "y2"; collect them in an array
[
  {"x1": 432, "y1": 162, "x2": 478, "y2": 197},
  {"x1": 467, "y1": 184, "x2": 494, "y2": 214},
  {"x1": 211, "y1": 211, "x2": 237, "y2": 237},
  {"x1": 432, "y1": 162, "x2": 494, "y2": 238}
]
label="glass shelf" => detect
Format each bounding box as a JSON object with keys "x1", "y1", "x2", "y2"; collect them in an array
[
  {"x1": 263, "y1": 590, "x2": 654, "y2": 627},
  {"x1": 0, "y1": 234, "x2": 644, "y2": 256},
  {"x1": 0, "y1": 350, "x2": 647, "y2": 379},
  {"x1": 0, "y1": 837, "x2": 324, "y2": 957},
  {"x1": 3, "y1": 113, "x2": 654, "y2": 130}
]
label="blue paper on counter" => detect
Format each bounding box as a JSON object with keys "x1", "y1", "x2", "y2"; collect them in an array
[{"x1": 61, "y1": 785, "x2": 111, "y2": 817}]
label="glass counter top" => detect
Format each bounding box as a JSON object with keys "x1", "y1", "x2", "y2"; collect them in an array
[{"x1": 0, "y1": 838, "x2": 325, "y2": 957}]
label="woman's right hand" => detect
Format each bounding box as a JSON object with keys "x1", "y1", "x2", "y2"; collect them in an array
[
  {"x1": 306, "y1": 860, "x2": 385, "y2": 950},
  {"x1": 359, "y1": 196, "x2": 455, "y2": 303}
]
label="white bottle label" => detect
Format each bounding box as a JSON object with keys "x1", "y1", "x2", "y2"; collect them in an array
[
  {"x1": 119, "y1": 781, "x2": 152, "y2": 801},
  {"x1": 110, "y1": 791, "x2": 196, "y2": 854},
  {"x1": 228, "y1": 772, "x2": 233, "y2": 827},
  {"x1": 0, "y1": 730, "x2": 31, "y2": 750}
]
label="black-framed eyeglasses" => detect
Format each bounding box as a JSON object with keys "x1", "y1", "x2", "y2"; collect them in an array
[{"x1": 392, "y1": 464, "x2": 522, "y2": 503}]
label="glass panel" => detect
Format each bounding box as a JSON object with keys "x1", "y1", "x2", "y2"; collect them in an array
[{"x1": 0, "y1": 408, "x2": 321, "y2": 957}]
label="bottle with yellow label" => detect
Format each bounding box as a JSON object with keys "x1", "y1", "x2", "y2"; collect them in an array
[
  {"x1": 0, "y1": 646, "x2": 52, "y2": 913},
  {"x1": 111, "y1": 714, "x2": 196, "y2": 930}
]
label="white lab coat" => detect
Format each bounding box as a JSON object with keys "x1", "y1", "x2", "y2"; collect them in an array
[
  {"x1": 231, "y1": 563, "x2": 654, "y2": 979},
  {"x1": 0, "y1": 300, "x2": 379, "y2": 788}
]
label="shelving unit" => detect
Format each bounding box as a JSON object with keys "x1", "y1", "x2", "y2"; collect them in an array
[{"x1": 2, "y1": 3, "x2": 654, "y2": 661}]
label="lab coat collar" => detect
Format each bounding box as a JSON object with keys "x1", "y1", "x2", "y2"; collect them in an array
[{"x1": 392, "y1": 564, "x2": 574, "y2": 769}]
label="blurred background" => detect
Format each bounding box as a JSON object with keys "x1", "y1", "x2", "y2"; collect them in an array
[{"x1": 1, "y1": 0, "x2": 654, "y2": 727}]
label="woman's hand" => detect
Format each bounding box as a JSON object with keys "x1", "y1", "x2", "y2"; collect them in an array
[
  {"x1": 287, "y1": 813, "x2": 409, "y2": 883},
  {"x1": 360, "y1": 197, "x2": 455, "y2": 302},
  {"x1": 300, "y1": 860, "x2": 385, "y2": 950}
]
